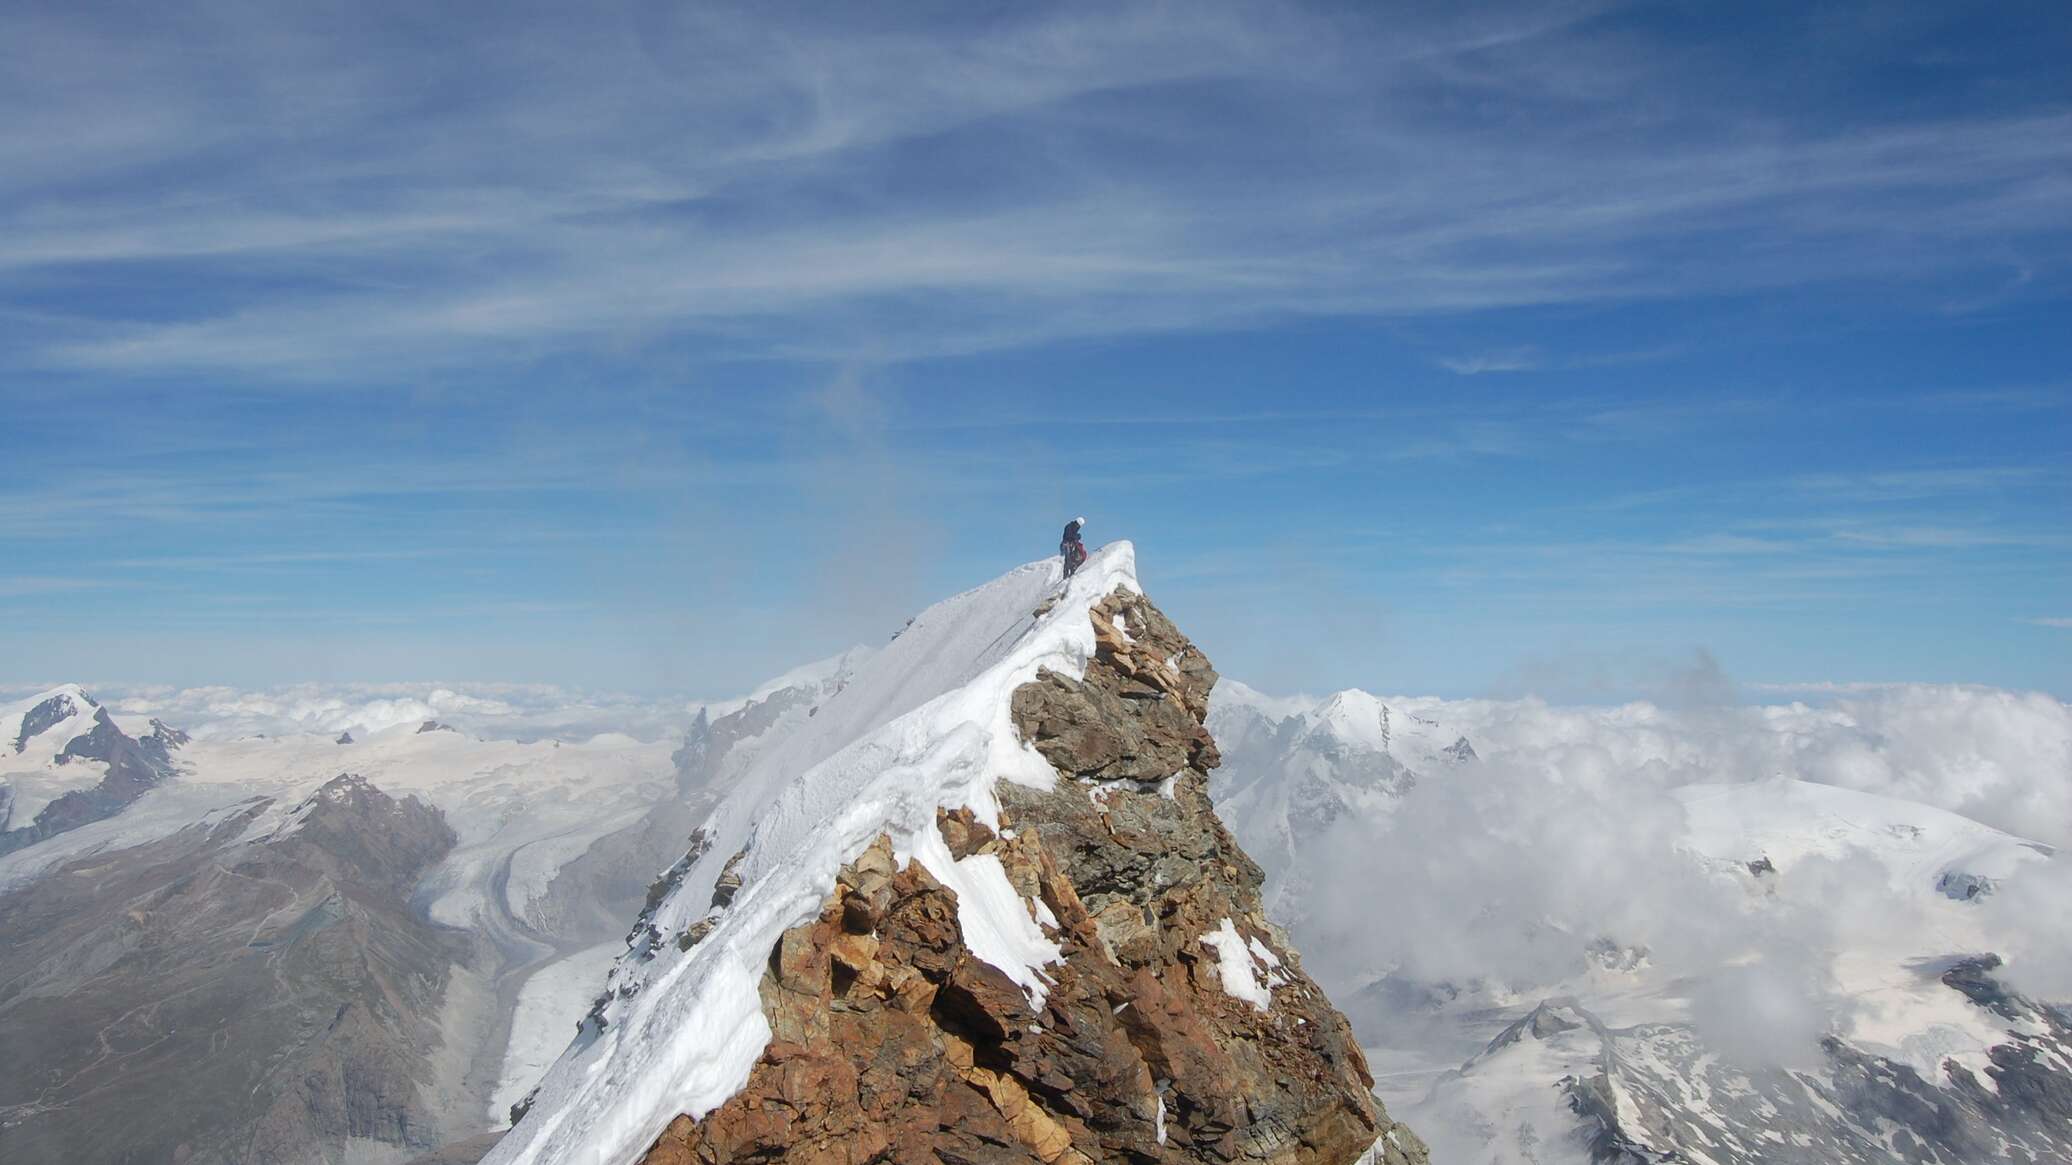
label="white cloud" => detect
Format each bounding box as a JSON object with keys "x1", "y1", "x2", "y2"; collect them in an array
[
  {"x1": 1829, "y1": 526, "x2": 2069, "y2": 550},
  {"x1": 1786, "y1": 466, "x2": 2050, "y2": 501},
  {"x1": 1437, "y1": 348, "x2": 1541, "y2": 375},
  {"x1": 1, "y1": 681, "x2": 698, "y2": 744}
]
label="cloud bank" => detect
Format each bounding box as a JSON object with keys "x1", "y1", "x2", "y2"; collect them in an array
[{"x1": 1258, "y1": 682, "x2": 2072, "y2": 1072}]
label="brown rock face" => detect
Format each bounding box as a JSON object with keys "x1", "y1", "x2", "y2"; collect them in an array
[{"x1": 638, "y1": 590, "x2": 1426, "y2": 1165}]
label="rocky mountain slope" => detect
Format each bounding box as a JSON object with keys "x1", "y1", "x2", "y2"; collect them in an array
[
  {"x1": 490, "y1": 543, "x2": 1419, "y2": 1165},
  {"x1": 0, "y1": 773, "x2": 462, "y2": 1164},
  {"x1": 1427, "y1": 961, "x2": 2072, "y2": 1165}
]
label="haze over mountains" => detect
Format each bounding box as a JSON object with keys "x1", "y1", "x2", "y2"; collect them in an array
[
  {"x1": 1208, "y1": 680, "x2": 2072, "y2": 1162},
  {"x1": 4, "y1": 547, "x2": 2068, "y2": 1164}
]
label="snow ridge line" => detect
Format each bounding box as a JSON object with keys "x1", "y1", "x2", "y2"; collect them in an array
[{"x1": 488, "y1": 543, "x2": 1141, "y2": 1165}]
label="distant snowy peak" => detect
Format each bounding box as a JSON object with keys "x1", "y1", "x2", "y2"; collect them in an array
[
  {"x1": 2, "y1": 684, "x2": 186, "y2": 772},
  {"x1": 1304, "y1": 689, "x2": 1464, "y2": 765},
  {"x1": 1, "y1": 684, "x2": 186, "y2": 856},
  {"x1": 7, "y1": 684, "x2": 105, "y2": 757},
  {"x1": 1212, "y1": 677, "x2": 1318, "y2": 723},
  {"x1": 1212, "y1": 682, "x2": 1471, "y2": 773},
  {"x1": 1207, "y1": 682, "x2": 1473, "y2": 911}
]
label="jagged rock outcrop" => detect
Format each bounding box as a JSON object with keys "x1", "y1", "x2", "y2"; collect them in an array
[
  {"x1": 635, "y1": 589, "x2": 1424, "y2": 1165},
  {"x1": 0, "y1": 773, "x2": 465, "y2": 1164}
]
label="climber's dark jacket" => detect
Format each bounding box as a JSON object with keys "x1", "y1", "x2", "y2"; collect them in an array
[{"x1": 1060, "y1": 521, "x2": 1087, "y2": 578}]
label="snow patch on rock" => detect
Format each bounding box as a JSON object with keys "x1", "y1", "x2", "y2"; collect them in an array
[
  {"x1": 1202, "y1": 917, "x2": 1275, "y2": 1011},
  {"x1": 909, "y1": 824, "x2": 1060, "y2": 1007}
]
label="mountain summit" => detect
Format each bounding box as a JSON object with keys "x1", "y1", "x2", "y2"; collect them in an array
[{"x1": 489, "y1": 543, "x2": 1423, "y2": 1165}]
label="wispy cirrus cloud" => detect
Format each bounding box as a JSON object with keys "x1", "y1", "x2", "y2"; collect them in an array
[
  {"x1": 1788, "y1": 465, "x2": 2051, "y2": 497},
  {"x1": 103, "y1": 549, "x2": 456, "y2": 570},
  {"x1": 1437, "y1": 348, "x2": 1543, "y2": 375},
  {"x1": 0, "y1": 576, "x2": 125, "y2": 598},
  {"x1": 5, "y1": 3, "x2": 2070, "y2": 381},
  {"x1": 1829, "y1": 525, "x2": 2071, "y2": 550}
]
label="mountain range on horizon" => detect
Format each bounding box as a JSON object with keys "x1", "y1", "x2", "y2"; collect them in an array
[{"x1": 3, "y1": 545, "x2": 2069, "y2": 1165}]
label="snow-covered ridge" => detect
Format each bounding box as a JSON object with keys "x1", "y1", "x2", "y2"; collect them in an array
[
  {"x1": 695, "y1": 645, "x2": 875, "y2": 721},
  {"x1": 488, "y1": 542, "x2": 1140, "y2": 1165}
]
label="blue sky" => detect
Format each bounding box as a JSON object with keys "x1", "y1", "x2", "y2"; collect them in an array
[{"x1": 3, "y1": 1, "x2": 2067, "y2": 700}]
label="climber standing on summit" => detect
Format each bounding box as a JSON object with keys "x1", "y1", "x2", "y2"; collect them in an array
[{"x1": 1059, "y1": 516, "x2": 1088, "y2": 578}]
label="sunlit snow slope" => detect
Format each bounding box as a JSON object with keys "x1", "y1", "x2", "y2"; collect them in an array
[{"x1": 486, "y1": 543, "x2": 1141, "y2": 1165}]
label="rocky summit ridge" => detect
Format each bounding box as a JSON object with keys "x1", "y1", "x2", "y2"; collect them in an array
[
  {"x1": 626, "y1": 579, "x2": 1422, "y2": 1163},
  {"x1": 489, "y1": 545, "x2": 1420, "y2": 1165}
]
